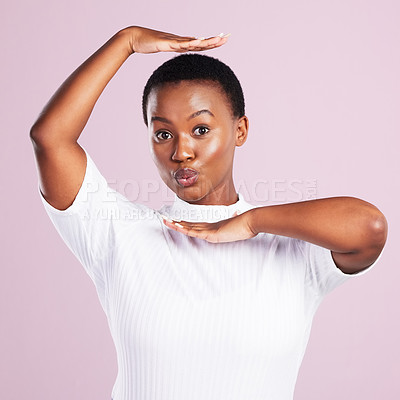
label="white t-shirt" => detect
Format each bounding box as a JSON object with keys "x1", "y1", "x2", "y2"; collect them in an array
[{"x1": 39, "y1": 147, "x2": 381, "y2": 400}]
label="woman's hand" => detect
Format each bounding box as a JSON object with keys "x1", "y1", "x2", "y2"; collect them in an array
[
  {"x1": 123, "y1": 26, "x2": 230, "y2": 55},
  {"x1": 160, "y1": 210, "x2": 258, "y2": 243}
]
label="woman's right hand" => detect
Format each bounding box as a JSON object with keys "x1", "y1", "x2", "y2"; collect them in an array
[
  {"x1": 122, "y1": 26, "x2": 230, "y2": 55},
  {"x1": 30, "y1": 25, "x2": 229, "y2": 211}
]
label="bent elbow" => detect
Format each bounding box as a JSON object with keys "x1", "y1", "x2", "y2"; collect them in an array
[
  {"x1": 368, "y1": 212, "x2": 388, "y2": 251},
  {"x1": 29, "y1": 122, "x2": 58, "y2": 149},
  {"x1": 29, "y1": 122, "x2": 45, "y2": 146}
]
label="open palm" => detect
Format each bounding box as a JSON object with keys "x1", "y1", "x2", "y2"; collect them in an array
[
  {"x1": 161, "y1": 210, "x2": 257, "y2": 243},
  {"x1": 127, "y1": 26, "x2": 230, "y2": 54}
]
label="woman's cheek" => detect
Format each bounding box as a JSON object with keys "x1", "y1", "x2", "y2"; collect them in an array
[{"x1": 204, "y1": 134, "x2": 232, "y2": 158}]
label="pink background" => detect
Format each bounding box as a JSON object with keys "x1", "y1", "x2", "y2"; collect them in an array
[{"x1": 1, "y1": 0, "x2": 399, "y2": 398}]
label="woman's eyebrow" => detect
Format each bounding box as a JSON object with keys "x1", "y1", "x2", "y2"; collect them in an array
[
  {"x1": 150, "y1": 110, "x2": 215, "y2": 125},
  {"x1": 188, "y1": 109, "x2": 215, "y2": 120},
  {"x1": 151, "y1": 116, "x2": 172, "y2": 124}
]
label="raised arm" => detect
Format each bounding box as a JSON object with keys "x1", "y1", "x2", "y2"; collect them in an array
[
  {"x1": 248, "y1": 197, "x2": 388, "y2": 273},
  {"x1": 30, "y1": 26, "x2": 228, "y2": 210},
  {"x1": 162, "y1": 196, "x2": 388, "y2": 274}
]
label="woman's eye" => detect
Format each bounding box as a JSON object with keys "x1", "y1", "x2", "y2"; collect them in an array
[
  {"x1": 194, "y1": 126, "x2": 209, "y2": 136},
  {"x1": 155, "y1": 131, "x2": 172, "y2": 140}
]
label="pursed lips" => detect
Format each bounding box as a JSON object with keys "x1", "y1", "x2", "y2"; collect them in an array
[{"x1": 174, "y1": 168, "x2": 199, "y2": 187}]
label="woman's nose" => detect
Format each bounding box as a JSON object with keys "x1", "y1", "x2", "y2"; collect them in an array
[{"x1": 171, "y1": 135, "x2": 195, "y2": 162}]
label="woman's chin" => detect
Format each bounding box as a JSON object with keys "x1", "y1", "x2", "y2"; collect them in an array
[
  {"x1": 173, "y1": 185, "x2": 210, "y2": 204},
  {"x1": 176, "y1": 189, "x2": 202, "y2": 202}
]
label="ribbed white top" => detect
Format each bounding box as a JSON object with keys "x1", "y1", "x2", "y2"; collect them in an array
[{"x1": 39, "y1": 147, "x2": 379, "y2": 400}]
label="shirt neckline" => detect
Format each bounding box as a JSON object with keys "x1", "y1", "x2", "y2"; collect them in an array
[{"x1": 158, "y1": 192, "x2": 257, "y2": 222}]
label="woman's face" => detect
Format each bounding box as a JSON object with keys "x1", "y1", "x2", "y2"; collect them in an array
[{"x1": 146, "y1": 80, "x2": 248, "y2": 205}]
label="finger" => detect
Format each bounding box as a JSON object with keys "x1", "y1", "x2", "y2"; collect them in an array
[
  {"x1": 173, "y1": 223, "x2": 212, "y2": 239},
  {"x1": 161, "y1": 217, "x2": 213, "y2": 238},
  {"x1": 162, "y1": 217, "x2": 184, "y2": 231},
  {"x1": 171, "y1": 221, "x2": 212, "y2": 231},
  {"x1": 176, "y1": 35, "x2": 225, "y2": 49},
  {"x1": 175, "y1": 39, "x2": 206, "y2": 49},
  {"x1": 173, "y1": 34, "x2": 221, "y2": 42},
  {"x1": 194, "y1": 35, "x2": 224, "y2": 46},
  {"x1": 162, "y1": 217, "x2": 190, "y2": 232},
  {"x1": 196, "y1": 33, "x2": 231, "y2": 42},
  {"x1": 168, "y1": 34, "x2": 229, "y2": 53},
  {"x1": 161, "y1": 215, "x2": 195, "y2": 230},
  {"x1": 189, "y1": 37, "x2": 229, "y2": 51},
  {"x1": 168, "y1": 222, "x2": 221, "y2": 243},
  {"x1": 202, "y1": 33, "x2": 231, "y2": 43},
  {"x1": 167, "y1": 39, "x2": 202, "y2": 51},
  {"x1": 160, "y1": 214, "x2": 180, "y2": 226},
  {"x1": 163, "y1": 33, "x2": 198, "y2": 41},
  {"x1": 173, "y1": 41, "x2": 227, "y2": 54},
  {"x1": 177, "y1": 36, "x2": 199, "y2": 41}
]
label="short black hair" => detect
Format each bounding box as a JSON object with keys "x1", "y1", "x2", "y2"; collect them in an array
[{"x1": 142, "y1": 53, "x2": 245, "y2": 126}]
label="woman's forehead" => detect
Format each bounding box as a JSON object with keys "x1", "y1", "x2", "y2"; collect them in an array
[{"x1": 147, "y1": 81, "x2": 230, "y2": 117}]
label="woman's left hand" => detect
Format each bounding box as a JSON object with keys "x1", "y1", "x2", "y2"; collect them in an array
[{"x1": 161, "y1": 210, "x2": 258, "y2": 243}]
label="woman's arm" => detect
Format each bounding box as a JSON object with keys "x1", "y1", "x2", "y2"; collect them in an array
[
  {"x1": 30, "y1": 26, "x2": 228, "y2": 210},
  {"x1": 162, "y1": 196, "x2": 388, "y2": 274},
  {"x1": 248, "y1": 196, "x2": 388, "y2": 273}
]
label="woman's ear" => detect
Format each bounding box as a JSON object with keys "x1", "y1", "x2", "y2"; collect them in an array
[{"x1": 235, "y1": 116, "x2": 249, "y2": 147}]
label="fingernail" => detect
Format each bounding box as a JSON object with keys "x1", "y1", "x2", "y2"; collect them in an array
[
  {"x1": 160, "y1": 214, "x2": 174, "y2": 223},
  {"x1": 174, "y1": 222, "x2": 184, "y2": 228},
  {"x1": 196, "y1": 37, "x2": 206, "y2": 40},
  {"x1": 217, "y1": 32, "x2": 225, "y2": 37},
  {"x1": 220, "y1": 33, "x2": 231, "y2": 38}
]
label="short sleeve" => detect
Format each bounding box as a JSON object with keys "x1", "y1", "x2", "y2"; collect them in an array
[
  {"x1": 304, "y1": 241, "x2": 384, "y2": 300},
  {"x1": 38, "y1": 146, "x2": 143, "y2": 288}
]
